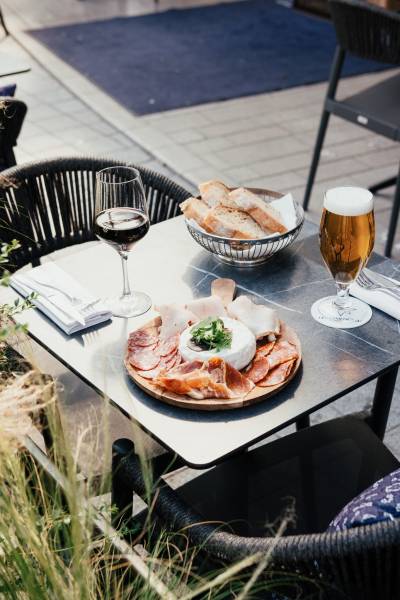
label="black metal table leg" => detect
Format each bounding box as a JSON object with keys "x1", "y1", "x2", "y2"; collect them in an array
[
  {"x1": 369, "y1": 366, "x2": 399, "y2": 439},
  {"x1": 296, "y1": 415, "x2": 310, "y2": 430}
]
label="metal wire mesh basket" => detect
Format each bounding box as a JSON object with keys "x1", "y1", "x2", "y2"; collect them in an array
[{"x1": 185, "y1": 187, "x2": 305, "y2": 267}]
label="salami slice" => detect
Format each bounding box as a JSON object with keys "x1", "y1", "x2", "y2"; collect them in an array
[
  {"x1": 137, "y1": 350, "x2": 180, "y2": 379},
  {"x1": 245, "y1": 356, "x2": 270, "y2": 384},
  {"x1": 258, "y1": 359, "x2": 296, "y2": 387},
  {"x1": 129, "y1": 329, "x2": 159, "y2": 348},
  {"x1": 256, "y1": 341, "x2": 275, "y2": 358},
  {"x1": 267, "y1": 341, "x2": 298, "y2": 371},
  {"x1": 129, "y1": 348, "x2": 160, "y2": 371},
  {"x1": 158, "y1": 334, "x2": 179, "y2": 357}
]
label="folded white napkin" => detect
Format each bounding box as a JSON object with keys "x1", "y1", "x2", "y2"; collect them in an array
[
  {"x1": 350, "y1": 271, "x2": 400, "y2": 320},
  {"x1": 270, "y1": 193, "x2": 298, "y2": 231},
  {"x1": 10, "y1": 262, "x2": 112, "y2": 334}
]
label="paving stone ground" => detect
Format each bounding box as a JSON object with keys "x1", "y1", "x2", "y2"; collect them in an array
[{"x1": 2, "y1": 0, "x2": 400, "y2": 468}]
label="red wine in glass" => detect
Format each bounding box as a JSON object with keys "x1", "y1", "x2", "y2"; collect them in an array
[{"x1": 95, "y1": 207, "x2": 150, "y2": 252}]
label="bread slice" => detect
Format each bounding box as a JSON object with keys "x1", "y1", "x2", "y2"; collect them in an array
[
  {"x1": 229, "y1": 188, "x2": 287, "y2": 234},
  {"x1": 203, "y1": 205, "x2": 266, "y2": 239},
  {"x1": 199, "y1": 180, "x2": 231, "y2": 208},
  {"x1": 180, "y1": 197, "x2": 209, "y2": 227}
]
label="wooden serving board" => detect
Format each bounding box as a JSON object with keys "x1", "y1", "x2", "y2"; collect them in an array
[{"x1": 124, "y1": 318, "x2": 301, "y2": 411}]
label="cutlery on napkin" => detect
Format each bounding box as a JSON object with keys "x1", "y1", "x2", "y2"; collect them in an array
[
  {"x1": 350, "y1": 268, "x2": 400, "y2": 320},
  {"x1": 10, "y1": 262, "x2": 112, "y2": 334}
]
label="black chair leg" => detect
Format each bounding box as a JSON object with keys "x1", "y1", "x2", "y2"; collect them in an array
[
  {"x1": 303, "y1": 46, "x2": 345, "y2": 212},
  {"x1": 369, "y1": 176, "x2": 397, "y2": 195},
  {"x1": 303, "y1": 109, "x2": 330, "y2": 211},
  {"x1": 0, "y1": 9, "x2": 9, "y2": 37},
  {"x1": 384, "y1": 169, "x2": 400, "y2": 257},
  {"x1": 111, "y1": 438, "x2": 136, "y2": 530}
]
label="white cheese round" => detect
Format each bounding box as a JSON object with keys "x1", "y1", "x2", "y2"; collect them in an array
[{"x1": 179, "y1": 317, "x2": 256, "y2": 370}]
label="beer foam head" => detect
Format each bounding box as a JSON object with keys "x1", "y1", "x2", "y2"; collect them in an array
[{"x1": 324, "y1": 187, "x2": 373, "y2": 216}]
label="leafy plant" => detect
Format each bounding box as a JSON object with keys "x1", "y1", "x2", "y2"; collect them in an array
[
  {"x1": 0, "y1": 239, "x2": 36, "y2": 343},
  {"x1": 190, "y1": 317, "x2": 232, "y2": 352}
]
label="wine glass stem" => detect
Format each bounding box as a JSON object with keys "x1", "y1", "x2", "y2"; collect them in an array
[
  {"x1": 334, "y1": 282, "x2": 351, "y2": 309},
  {"x1": 120, "y1": 252, "x2": 132, "y2": 299}
]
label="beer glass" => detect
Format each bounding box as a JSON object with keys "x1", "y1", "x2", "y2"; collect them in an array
[{"x1": 311, "y1": 187, "x2": 375, "y2": 329}]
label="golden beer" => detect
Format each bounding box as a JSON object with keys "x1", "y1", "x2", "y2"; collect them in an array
[
  {"x1": 312, "y1": 187, "x2": 375, "y2": 329},
  {"x1": 320, "y1": 209, "x2": 375, "y2": 284}
]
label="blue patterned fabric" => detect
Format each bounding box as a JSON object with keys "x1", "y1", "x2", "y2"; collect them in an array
[
  {"x1": 329, "y1": 468, "x2": 400, "y2": 531},
  {"x1": 0, "y1": 83, "x2": 16, "y2": 96}
]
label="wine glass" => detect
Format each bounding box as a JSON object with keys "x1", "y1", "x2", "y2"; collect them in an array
[
  {"x1": 311, "y1": 186, "x2": 375, "y2": 329},
  {"x1": 95, "y1": 166, "x2": 152, "y2": 318}
]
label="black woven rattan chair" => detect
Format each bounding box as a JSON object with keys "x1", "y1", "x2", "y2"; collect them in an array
[
  {"x1": 0, "y1": 97, "x2": 27, "y2": 170},
  {"x1": 112, "y1": 416, "x2": 400, "y2": 599},
  {"x1": 0, "y1": 157, "x2": 191, "y2": 270},
  {"x1": 303, "y1": 0, "x2": 400, "y2": 257}
]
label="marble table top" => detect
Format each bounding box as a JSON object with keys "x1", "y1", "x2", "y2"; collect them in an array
[{"x1": 3, "y1": 216, "x2": 400, "y2": 467}]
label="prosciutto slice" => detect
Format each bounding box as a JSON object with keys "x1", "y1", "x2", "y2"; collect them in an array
[
  {"x1": 155, "y1": 357, "x2": 254, "y2": 400},
  {"x1": 157, "y1": 304, "x2": 197, "y2": 341},
  {"x1": 227, "y1": 295, "x2": 280, "y2": 339},
  {"x1": 185, "y1": 295, "x2": 226, "y2": 321}
]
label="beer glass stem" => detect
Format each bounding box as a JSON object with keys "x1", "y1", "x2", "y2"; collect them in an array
[
  {"x1": 120, "y1": 251, "x2": 132, "y2": 300},
  {"x1": 334, "y1": 282, "x2": 351, "y2": 309}
]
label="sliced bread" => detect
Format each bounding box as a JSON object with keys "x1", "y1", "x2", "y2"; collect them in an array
[
  {"x1": 180, "y1": 197, "x2": 209, "y2": 228},
  {"x1": 199, "y1": 180, "x2": 231, "y2": 208},
  {"x1": 203, "y1": 205, "x2": 266, "y2": 239},
  {"x1": 229, "y1": 188, "x2": 287, "y2": 234}
]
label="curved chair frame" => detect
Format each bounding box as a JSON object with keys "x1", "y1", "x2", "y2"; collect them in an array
[
  {"x1": 0, "y1": 156, "x2": 191, "y2": 270},
  {"x1": 112, "y1": 437, "x2": 400, "y2": 600}
]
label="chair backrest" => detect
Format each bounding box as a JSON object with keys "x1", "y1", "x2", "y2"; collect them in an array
[
  {"x1": 329, "y1": 0, "x2": 400, "y2": 65},
  {"x1": 0, "y1": 97, "x2": 27, "y2": 169},
  {"x1": 0, "y1": 157, "x2": 191, "y2": 271}
]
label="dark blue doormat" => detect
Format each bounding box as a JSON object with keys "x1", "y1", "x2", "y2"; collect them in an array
[{"x1": 28, "y1": 0, "x2": 394, "y2": 115}]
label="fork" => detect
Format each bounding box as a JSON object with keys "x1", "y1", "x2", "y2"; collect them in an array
[
  {"x1": 357, "y1": 271, "x2": 400, "y2": 298},
  {"x1": 26, "y1": 276, "x2": 100, "y2": 310}
]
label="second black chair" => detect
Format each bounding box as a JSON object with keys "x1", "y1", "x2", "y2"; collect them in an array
[{"x1": 303, "y1": 0, "x2": 400, "y2": 256}]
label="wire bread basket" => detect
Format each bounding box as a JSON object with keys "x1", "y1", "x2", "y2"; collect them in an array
[{"x1": 185, "y1": 187, "x2": 305, "y2": 267}]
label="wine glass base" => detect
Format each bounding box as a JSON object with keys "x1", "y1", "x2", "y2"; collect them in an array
[
  {"x1": 311, "y1": 296, "x2": 372, "y2": 329},
  {"x1": 105, "y1": 292, "x2": 152, "y2": 318}
]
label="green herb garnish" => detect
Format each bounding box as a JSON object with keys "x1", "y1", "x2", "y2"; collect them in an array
[{"x1": 190, "y1": 317, "x2": 232, "y2": 352}]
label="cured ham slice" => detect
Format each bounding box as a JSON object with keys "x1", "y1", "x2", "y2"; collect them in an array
[
  {"x1": 137, "y1": 350, "x2": 181, "y2": 379},
  {"x1": 227, "y1": 295, "x2": 280, "y2": 339},
  {"x1": 158, "y1": 334, "x2": 179, "y2": 357},
  {"x1": 246, "y1": 340, "x2": 298, "y2": 384},
  {"x1": 267, "y1": 340, "x2": 298, "y2": 370},
  {"x1": 128, "y1": 328, "x2": 158, "y2": 348},
  {"x1": 129, "y1": 348, "x2": 160, "y2": 371},
  {"x1": 185, "y1": 295, "x2": 226, "y2": 321},
  {"x1": 157, "y1": 303, "x2": 197, "y2": 341},
  {"x1": 256, "y1": 340, "x2": 275, "y2": 358},
  {"x1": 246, "y1": 356, "x2": 269, "y2": 384},
  {"x1": 211, "y1": 278, "x2": 236, "y2": 307},
  {"x1": 155, "y1": 357, "x2": 254, "y2": 400},
  {"x1": 258, "y1": 359, "x2": 296, "y2": 388}
]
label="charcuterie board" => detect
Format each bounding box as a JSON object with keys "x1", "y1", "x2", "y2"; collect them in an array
[{"x1": 125, "y1": 317, "x2": 301, "y2": 411}]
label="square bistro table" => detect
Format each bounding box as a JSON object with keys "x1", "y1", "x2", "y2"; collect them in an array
[{"x1": 4, "y1": 217, "x2": 400, "y2": 468}]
